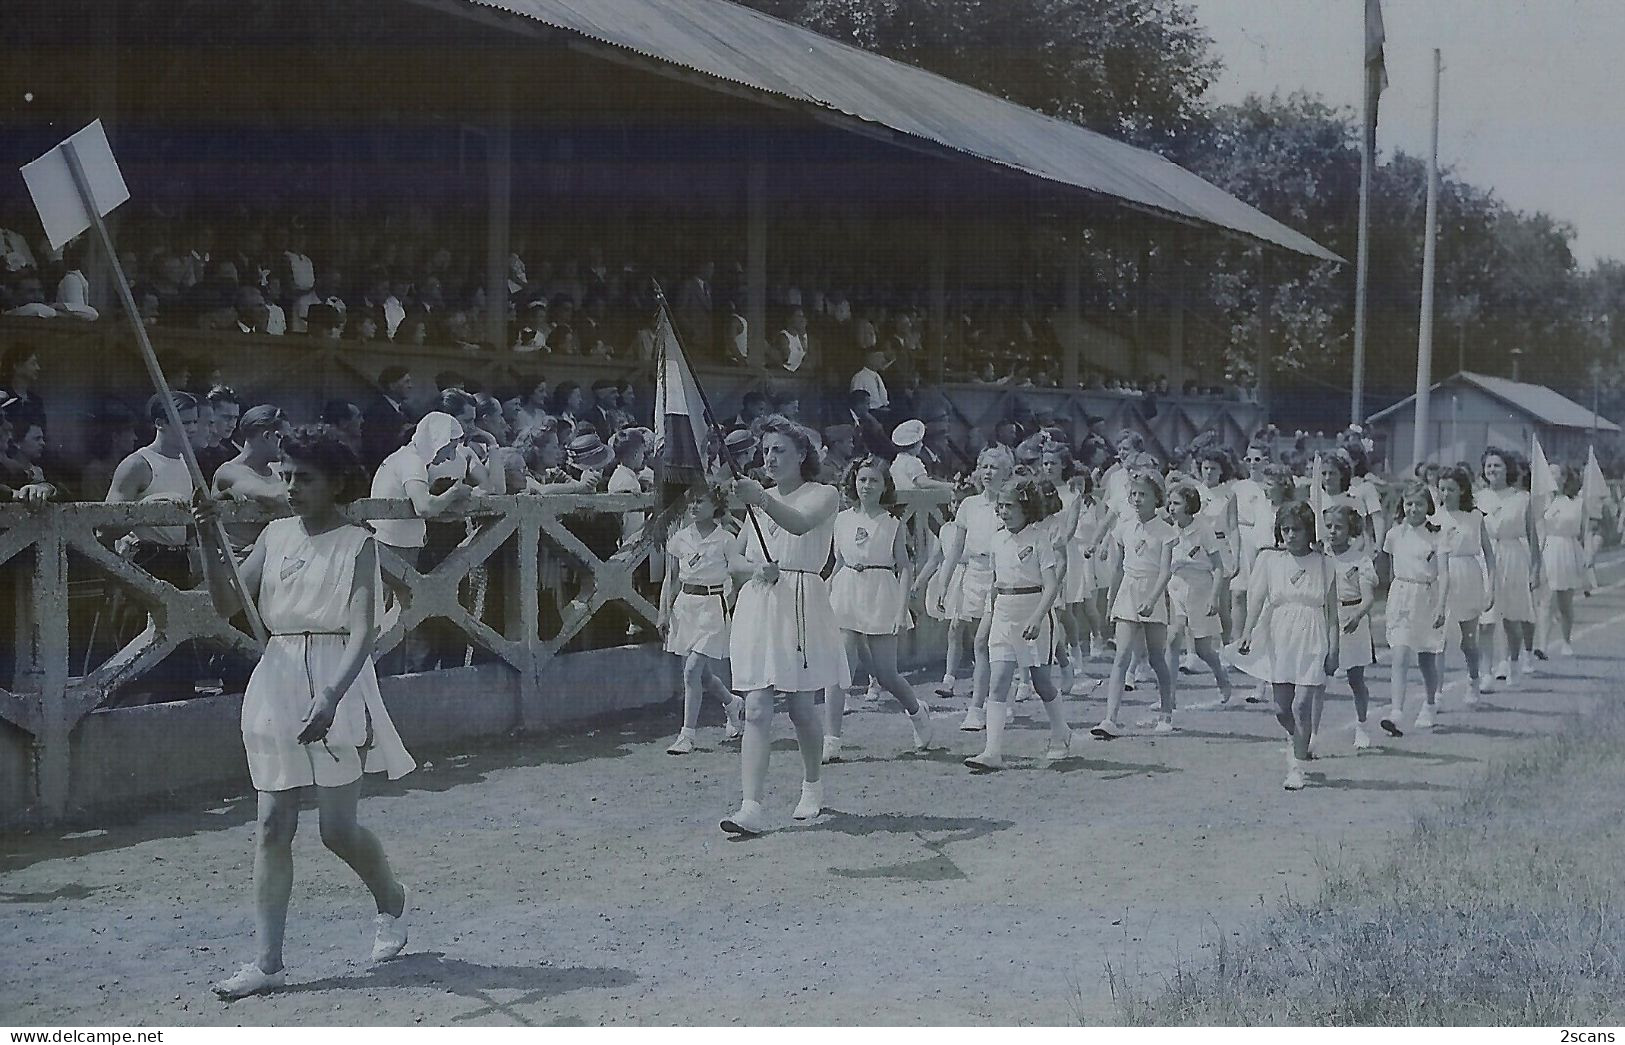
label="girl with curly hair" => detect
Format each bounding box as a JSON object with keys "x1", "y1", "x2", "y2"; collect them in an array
[
  {"x1": 1435, "y1": 465, "x2": 1496, "y2": 704},
  {"x1": 1476, "y1": 447, "x2": 1539, "y2": 683},
  {"x1": 964, "y1": 476, "x2": 1075, "y2": 769},
  {"x1": 1380, "y1": 481, "x2": 1450, "y2": 737},
  {"x1": 1093, "y1": 471, "x2": 1178, "y2": 738}
]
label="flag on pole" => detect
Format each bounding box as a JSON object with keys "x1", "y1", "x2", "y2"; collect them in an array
[
  {"x1": 1530, "y1": 434, "x2": 1557, "y2": 501},
  {"x1": 651, "y1": 298, "x2": 713, "y2": 487},
  {"x1": 1583, "y1": 446, "x2": 1608, "y2": 517},
  {"x1": 1366, "y1": 0, "x2": 1389, "y2": 111}
]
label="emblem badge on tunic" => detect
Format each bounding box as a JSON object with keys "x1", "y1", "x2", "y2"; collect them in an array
[
  {"x1": 1290, "y1": 568, "x2": 1307, "y2": 585},
  {"x1": 1135, "y1": 539, "x2": 1147, "y2": 554},
  {"x1": 1346, "y1": 567, "x2": 1359, "y2": 579},
  {"x1": 688, "y1": 552, "x2": 703, "y2": 568},
  {"x1": 855, "y1": 526, "x2": 870, "y2": 545},
  {"x1": 1018, "y1": 545, "x2": 1033, "y2": 561},
  {"x1": 280, "y1": 555, "x2": 308, "y2": 582}
]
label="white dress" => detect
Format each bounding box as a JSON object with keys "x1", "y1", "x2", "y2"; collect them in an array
[
  {"x1": 946, "y1": 492, "x2": 999, "y2": 622},
  {"x1": 1329, "y1": 546, "x2": 1377, "y2": 670},
  {"x1": 1232, "y1": 478, "x2": 1273, "y2": 594},
  {"x1": 241, "y1": 518, "x2": 416, "y2": 792},
  {"x1": 729, "y1": 483, "x2": 851, "y2": 693},
  {"x1": 987, "y1": 525, "x2": 1057, "y2": 668},
  {"x1": 1168, "y1": 522, "x2": 1222, "y2": 640},
  {"x1": 829, "y1": 508, "x2": 911, "y2": 636},
  {"x1": 1228, "y1": 550, "x2": 1333, "y2": 686},
  {"x1": 1110, "y1": 515, "x2": 1177, "y2": 624},
  {"x1": 1478, "y1": 486, "x2": 1534, "y2": 623},
  {"x1": 664, "y1": 523, "x2": 733, "y2": 660},
  {"x1": 1195, "y1": 481, "x2": 1238, "y2": 575},
  {"x1": 1541, "y1": 496, "x2": 1586, "y2": 591},
  {"x1": 1384, "y1": 524, "x2": 1446, "y2": 653},
  {"x1": 1066, "y1": 498, "x2": 1109, "y2": 600},
  {"x1": 1436, "y1": 507, "x2": 1489, "y2": 622}
]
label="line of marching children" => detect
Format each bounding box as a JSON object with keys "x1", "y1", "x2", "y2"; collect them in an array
[{"x1": 655, "y1": 415, "x2": 1602, "y2": 830}]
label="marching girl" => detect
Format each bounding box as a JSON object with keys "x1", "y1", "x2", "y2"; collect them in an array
[
  {"x1": 658, "y1": 488, "x2": 747, "y2": 755},
  {"x1": 1093, "y1": 472, "x2": 1178, "y2": 738},
  {"x1": 1193, "y1": 447, "x2": 1240, "y2": 641},
  {"x1": 1538, "y1": 466, "x2": 1589, "y2": 657},
  {"x1": 721, "y1": 417, "x2": 849, "y2": 836},
  {"x1": 1036, "y1": 444, "x2": 1088, "y2": 694},
  {"x1": 916, "y1": 484, "x2": 972, "y2": 696},
  {"x1": 1234, "y1": 462, "x2": 1298, "y2": 702},
  {"x1": 1166, "y1": 484, "x2": 1234, "y2": 706},
  {"x1": 1232, "y1": 501, "x2": 1338, "y2": 790},
  {"x1": 1476, "y1": 448, "x2": 1540, "y2": 683},
  {"x1": 934, "y1": 446, "x2": 1015, "y2": 731},
  {"x1": 1064, "y1": 470, "x2": 1112, "y2": 693},
  {"x1": 1380, "y1": 481, "x2": 1450, "y2": 736},
  {"x1": 1229, "y1": 443, "x2": 1272, "y2": 631},
  {"x1": 1313, "y1": 452, "x2": 1377, "y2": 553},
  {"x1": 964, "y1": 477, "x2": 1074, "y2": 769},
  {"x1": 1435, "y1": 465, "x2": 1496, "y2": 704},
  {"x1": 1323, "y1": 506, "x2": 1378, "y2": 750},
  {"x1": 194, "y1": 430, "x2": 415, "y2": 999},
  {"x1": 825, "y1": 456, "x2": 938, "y2": 761},
  {"x1": 1342, "y1": 436, "x2": 1390, "y2": 556}
]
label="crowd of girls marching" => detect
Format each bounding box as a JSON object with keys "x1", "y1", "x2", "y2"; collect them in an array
[{"x1": 653, "y1": 414, "x2": 1608, "y2": 826}]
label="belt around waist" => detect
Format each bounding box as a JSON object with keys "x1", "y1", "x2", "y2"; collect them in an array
[
  {"x1": 995, "y1": 584, "x2": 1042, "y2": 596},
  {"x1": 271, "y1": 631, "x2": 350, "y2": 638},
  {"x1": 1392, "y1": 576, "x2": 1432, "y2": 585},
  {"x1": 681, "y1": 583, "x2": 726, "y2": 596},
  {"x1": 1340, "y1": 598, "x2": 1363, "y2": 607},
  {"x1": 847, "y1": 564, "x2": 895, "y2": 572}
]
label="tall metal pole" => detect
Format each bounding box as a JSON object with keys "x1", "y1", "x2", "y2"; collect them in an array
[
  {"x1": 1350, "y1": 0, "x2": 1379, "y2": 424},
  {"x1": 1410, "y1": 49, "x2": 1442, "y2": 471}
]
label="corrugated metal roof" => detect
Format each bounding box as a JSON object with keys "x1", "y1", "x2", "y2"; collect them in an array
[
  {"x1": 441, "y1": 0, "x2": 1342, "y2": 263},
  {"x1": 1367, "y1": 371, "x2": 1619, "y2": 432}
]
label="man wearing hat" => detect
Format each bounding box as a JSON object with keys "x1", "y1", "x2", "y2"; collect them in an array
[
  {"x1": 889, "y1": 418, "x2": 956, "y2": 492},
  {"x1": 566, "y1": 430, "x2": 615, "y2": 479},
  {"x1": 512, "y1": 298, "x2": 551, "y2": 352},
  {"x1": 582, "y1": 378, "x2": 621, "y2": 439}
]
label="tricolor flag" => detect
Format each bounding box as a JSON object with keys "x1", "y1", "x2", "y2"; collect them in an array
[
  {"x1": 1365, "y1": 0, "x2": 1388, "y2": 154},
  {"x1": 652, "y1": 297, "x2": 714, "y2": 487},
  {"x1": 1584, "y1": 446, "x2": 1607, "y2": 587}
]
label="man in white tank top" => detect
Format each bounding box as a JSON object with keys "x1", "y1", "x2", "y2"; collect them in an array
[{"x1": 107, "y1": 391, "x2": 207, "y2": 586}]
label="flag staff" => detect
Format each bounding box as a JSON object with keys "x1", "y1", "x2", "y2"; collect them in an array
[
  {"x1": 57, "y1": 137, "x2": 267, "y2": 644},
  {"x1": 1351, "y1": 0, "x2": 1386, "y2": 425},
  {"x1": 1410, "y1": 48, "x2": 1442, "y2": 472}
]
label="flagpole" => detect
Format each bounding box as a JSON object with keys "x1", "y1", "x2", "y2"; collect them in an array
[
  {"x1": 1351, "y1": 0, "x2": 1380, "y2": 426},
  {"x1": 58, "y1": 138, "x2": 267, "y2": 644},
  {"x1": 650, "y1": 280, "x2": 773, "y2": 563},
  {"x1": 1410, "y1": 48, "x2": 1442, "y2": 472}
]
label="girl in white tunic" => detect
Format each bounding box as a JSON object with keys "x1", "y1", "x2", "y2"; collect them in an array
[
  {"x1": 1036, "y1": 447, "x2": 1087, "y2": 696},
  {"x1": 1166, "y1": 484, "x2": 1234, "y2": 706},
  {"x1": 1539, "y1": 467, "x2": 1589, "y2": 655},
  {"x1": 1093, "y1": 473, "x2": 1177, "y2": 738},
  {"x1": 1193, "y1": 448, "x2": 1240, "y2": 640},
  {"x1": 195, "y1": 430, "x2": 414, "y2": 1000},
  {"x1": 1233, "y1": 461, "x2": 1295, "y2": 702},
  {"x1": 721, "y1": 418, "x2": 848, "y2": 836},
  {"x1": 1312, "y1": 453, "x2": 1377, "y2": 554},
  {"x1": 1228, "y1": 444, "x2": 1271, "y2": 629},
  {"x1": 933, "y1": 446, "x2": 1014, "y2": 731},
  {"x1": 658, "y1": 489, "x2": 746, "y2": 755},
  {"x1": 824, "y1": 456, "x2": 938, "y2": 761},
  {"x1": 1476, "y1": 449, "x2": 1539, "y2": 683},
  {"x1": 1435, "y1": 466, "x2": 1496, "y2": 703},
  {"x1": 1324, "y1": 506, "x2": 1378, "y2": 750},
  {"x1": 1380, "y1": 482, "x2": 1450, "y2": 737},
  {"x1": 965, "y1": 478, "x2": 1074, "y2": 770},
  {"x1": 1232, "y1": 502, "x2": 1338, "y2": 790},
  {"x1": 915, "y1": 487, "x2": 970, "y2": 696}
]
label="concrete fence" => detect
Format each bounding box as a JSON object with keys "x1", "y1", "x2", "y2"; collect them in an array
[{"x1": 0, "y1": 489, "x2": 952, "y2": 827}]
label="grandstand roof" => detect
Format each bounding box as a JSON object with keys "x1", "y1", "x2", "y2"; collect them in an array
[
  {"x1": 423, "y1": 0, "x2": 1342, "y2": 263},
  {"x1": 1367, "y1": 371, "x2": 1619, "y2": 432}
]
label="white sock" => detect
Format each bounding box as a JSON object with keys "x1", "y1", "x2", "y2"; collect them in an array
[
  {"x1": 1043, "y1": 697, "x2": 1069, "y2": 742},
  {"x1": 983, "y1": 701, "x2": 1007, "y2": 760},
  {"x1": 679, "y1": 727, "x2": 696, "y2": 741},
  {"x1": 800, "y1": 780, "x2": 822, "y2": 804}
]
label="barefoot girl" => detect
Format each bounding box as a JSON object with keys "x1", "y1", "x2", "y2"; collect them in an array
[
  {"x1": 1539, "y1": 465, "x2": 1589, "y2": 656},
  {"x1": 825, "y1": 456, "x2": 937, "y2": 761},
  {"x1": 197, "y1": 429, "x2": 415, "y2": 999},
  {"x1": 1167, "y1": 484, "x2": 1233, "y2": 706},
  {"x1": 721, "y1": 417, "x2": 847, "y2": 835},
  {"x1": 1435, "y1": 465, "x2": 1495, "y2": 704},
  {"x1": 1476, "y1": 448, "x2": 1539, "y2": 685},
  {"x1": 935, "y1": 447, "x2": 1014, "y2": 730},
  {"x1": 965, "y1": 477, "x2": 1073, "y2": 769},
  {"x1": 1093, "y1": 472, "x2": 1177, "y2": 738},
  {"x1": 1233, "y1": 501, "x2": 1337, "y2": 790},
  {"x1": 658, "y1": 487, "x2": 746, "y2": 754},
  {"x1": 1380, "y1": 481, "x2": 1450, "y2": 736},
  {"x1": 1323, "y1": 505, "x2": 1377, "y2": 749}
]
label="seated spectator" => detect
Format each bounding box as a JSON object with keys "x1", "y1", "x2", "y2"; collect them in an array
[
  {"x1": 196, "y1": 385, "x2": 242, "y2": 482},
  {"x1": 291, "y1": 265, "x2": 346, "y2": 333},
  {"x1": 229, "y1": 284, "x2": 269, "y2": 335},
  {"x1": 545, "y1": 323, "x2": 579, "y2": 356},
  {"x1": 515, "y1": 419, "x2": 593, "y2": 493},
  {"x1": 769, "y1": 307, "x2": 813, "y2": 374},
  {"x1": 321, "y1": 399, "x2": 365, "y2": 458},
  {"x1": 54, "y1": 241, "x2": 98, "y2": 320},
  {"x1": 348, "y1": 306, "x2": 384, "y2": 343},
  {"x1": 260, "y1": 274, "x2": 287, "y2": 334},
  {"x1": 512, "y1": 299, "x2": 551, "y2": 353},
  {"x1": 583, "y1": 379, "x2": 620, "y2": 438},
  {"x1": 474, "y1": 392, "x2": 512, "y2": 448},
  {"x1": 0, "y1": 343, "x2": 47, "y2": 435},
  {"x1": 731, "y1": 390, "x2": 770, "y2": 431},
  {"x1": 511, "y1": 375, "x2": 551, "y2": 435},
  {"x1": 185, "y1": 259, "x2": 240, "y2": 329},
  {"x1": 79, "y1": 402, "x2": 139, "y2": 501},
  {"x1": 396, "y1": 310, "x2": 431, "y2": 346},
  {"x1": 1, "y1": 416, "x2": 65, "y2": 503},
  {"x1": 4, "y1": 271, "x2": 58, "y2": 318},
  {"x1": 306, "y1": 303, "x2": 345, "y2": 339},
  {"x1": 850, "y1": 348, "x2": 890, "y2": 414},
  {"x1": 552, "y1": 380, "x2": 585, "y2": 428}
]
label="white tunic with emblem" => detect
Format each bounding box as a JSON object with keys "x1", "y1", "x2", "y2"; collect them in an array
[
  {"x1": 1329, "y1": 545, "x2": 1377, "y2": 669},
  {"x1": 1109, "y1": 515, "x2": 1177, "y2": 624},
  {"x1": 1228, "y1": 550, "x2": 1334, "y2": 686},
  {"x1": 664, "y1": 522, "x2": 734, "y2": 660},
  {"x1": 1168, "y1": 521, "x2": 1222, "y2": 640},
  {"x1": 1478, "y1": 486, "x2": 1534, "y2": 623},
  {"x1": 946, "y1": 492, "x2": 999, "y2": 622},
  {"x1": 829, "y1": 508, "x2": 911, "y2": 635},
  {"x1": 987, "y1": 524, "x2": 1057, "y2": 667},
  {"x1": 241, "y1": 518, "x2": 415, "y2": 792},
  {"x1": 1384, "y1": 523, "x2": 1446, "y2": 653}
]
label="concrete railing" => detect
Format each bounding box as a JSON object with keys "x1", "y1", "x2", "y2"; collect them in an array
[{"x1": 0, "y1": 488, "x2": 952, "y2": 825}]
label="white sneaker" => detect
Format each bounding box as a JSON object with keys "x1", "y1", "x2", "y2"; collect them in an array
[
  {"x1": 1089, "y1": 719, "x2": 1122, "y2": 740},
  {"x1": 909, "y1": 710, "x2": 938, "y2": 752},
  {"x1": 1067, "y1": 673, "x2": 1093, "y2": 696},
  {"x1": 1151, "y1": 717, "x2": 1177, "y2": 735},
  {"x1": 960, "y1": 706, "x2": 985, "y2": 731},
  {"x1": 1464, "y1": 680, "x2": 1481, "y2": 707},
  {"x1": 1247, "y1": 683, "x2": 1268, "y2": 704},
  {"x1": 964, "y1": 749, "x2": 1005, "y2": 771},
  {"x1": 1353, "y1": 722, "x2": 1372, "y2": 750},
  {"x1": 792, "y1": 781, "x2": 824, "y2": 821},
  {"x1": 721, "y1": 801, "x2": 771, "y2": 836},
  {"x1": 1414, "y1": 703, "x2": 1436, "y2": 731},
  {"x1": 723, "y1": 698, "x2": 744, "y2": 740},
  {"x1": 1044, "y1": 729, "x2": 1076, "y2": 761},
  {"x1": 1556, "y1": 639, "x2": 1575, "y2": 657},
  {"x1": 1179, "y1": 652, "x2": 1200, "y2": 675},
  {"x1": 1517, "y1": 657, "x2": 1536, "y2": 678},
  {"x1": 866, "y1": 681, "x2": 883, "y2": 703},
  {"x1": 1283, "y1": 758, "x2": 1307, "y2": 791},
  {"x1": 1014, "y1": 680, "x2": 1033, "y2": 703},
  {"x1": 1493, "y1": 659, "x2": 1511, "y2": 682},
  {"x1": 821, "y1": 736, "x2": 844, "y2": 764},
  {"x1": 935, "y1": 675, "x2": 957, "y2": 697},
  {"x1": 370, "y1": 883, "x2": 409, "y2": 963},
  {"x1": 666, "y1": 733, "x2": 695, "y2": 755},
  {"x1": 212, "y1": 962, "x2": 287, "y2": 999}
]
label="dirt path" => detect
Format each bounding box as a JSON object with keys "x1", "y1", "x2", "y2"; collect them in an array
[{"x1": 6, "y1": 565, "x2": 1625, "y2": 1026}]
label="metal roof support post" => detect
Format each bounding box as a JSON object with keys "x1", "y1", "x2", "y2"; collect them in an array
[
  {"x1": 929, "y1": 175, "x2": 949, "y2": 386},
  {"x1": 1166, "y1": 233, "x2": 1186, "y2": 394},
  {"x1": 746, "y1": 160, "x2": 768, "y2": 368},
  {"x1": 1061, "y1": 227, "x2": 1082, "y2": 389},
  {"x1": 1255, "y1": 248, "x2": 1273, "y2": 420},
  {"x1": 484, "y1": 75, "x2": 513, "y2": 351}
]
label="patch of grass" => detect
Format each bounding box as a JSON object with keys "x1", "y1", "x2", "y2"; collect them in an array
[{"x1": 1110, "y1": 695, "x2": 1625, "y2": 1025}]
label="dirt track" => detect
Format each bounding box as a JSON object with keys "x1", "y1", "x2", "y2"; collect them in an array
[{"x1": 5, "y1": 569, "x2": 1624, "y2": 1026}]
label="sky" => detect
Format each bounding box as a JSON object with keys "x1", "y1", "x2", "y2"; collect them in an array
[{"x1": 1185, "y1": 0, "x2": 1625, "y2": 268}]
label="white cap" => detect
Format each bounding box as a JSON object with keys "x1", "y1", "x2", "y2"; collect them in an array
[{"x1": 891, "y1": 418, "x2": 926, "y2": 447}]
